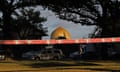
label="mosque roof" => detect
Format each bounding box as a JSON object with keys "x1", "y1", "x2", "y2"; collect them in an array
[{"x1": 51, "y1": 26, "x2": 71, "y2": 39}]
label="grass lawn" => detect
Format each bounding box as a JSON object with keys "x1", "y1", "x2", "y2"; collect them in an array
[{"x1": 0, "y1": 60, "x2": 120, "y2": 72}]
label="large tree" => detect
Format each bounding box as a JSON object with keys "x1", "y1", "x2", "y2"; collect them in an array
[
  {"x1": 0, "y1": 0, "x2": 43, "y2": 39},
  {"x1": 12, "y1": 8, "x2": 47, "y2": 39},
  {"x1": 0, "y1": 0, "x2": 120, "y2": 38},
  {"x1": 1, "y1": 0, "x2": 120, "y2": 59},
  {"x1": 38, "y1": 0, "x2": 120, "y2": 37},
  {"x1": 37, "y1": 0, "x2": 120, "y2": 59},
  {"x1": 1, "y1": 7, "x2": 48, "y2": 58},
  {"x1": 0, "y1": 0, "x2": 47, "y2": 39},
  {"x1": 0, "y1": 0, "x2": 48, "y2": 58}
]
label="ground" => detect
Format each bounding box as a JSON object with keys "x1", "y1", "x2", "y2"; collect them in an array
[{"x1": 0, "y1": 60, "x2": 120, "y2": 72}]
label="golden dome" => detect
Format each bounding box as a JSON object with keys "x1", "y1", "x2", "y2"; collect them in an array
[{"x1": 51, "y1": 26, "x2": 71, "y2": 39}]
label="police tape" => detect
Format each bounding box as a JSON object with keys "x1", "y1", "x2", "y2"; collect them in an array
[{"x1": 0, "y1": 37, "x2": 120, "y2": 45}]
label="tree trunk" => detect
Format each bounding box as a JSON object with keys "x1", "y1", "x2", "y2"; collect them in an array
[
  {"x1": 99, "y1": 27, "x2": 112, "y2": 59},
  {"x1": 2, "y1": 11, "x2": 17, "y2": 58},
  {"x1": 3, "y1": 11, "x2": 15, "y2": 40}
]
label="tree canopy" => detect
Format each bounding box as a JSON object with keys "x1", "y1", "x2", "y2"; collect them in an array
[
  {"x1": 12, "y1": 8, "x2": 47, "y2": 39},
  {"x1": 38, "y1": 0, "x2": 120, "y2": 59},
  {"x1": 38, "y1": 0, "x2": 120, "y2": 37},
  {"x1": 1, "y1": 0, "x2": 120, "y2": 39},
  {"x1": 0, "y1": 0, "x2": 48, "y2": 39}
]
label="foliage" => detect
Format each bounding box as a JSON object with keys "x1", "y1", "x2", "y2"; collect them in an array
[
  {"x1": 0, "y1": 0, "x2": 48, "y2": 39},
  {"x1": 0, "y1": 0, "x2": 120, "y2": 59},
  {"x1": 37, "y1": 0, "x2": 120, "y2": 59},
  {"x1": 39, "y1": 0, "x2": 120, "y2": 37},
  {"x1": 12, "y1": 8, "x2": 47, "y2": 39},
  {"x1": 0, "y1": 0, "x2": 48, "y2": 58},
  {"x1": 1, "y1": 0, "x2": 120, "y2": 38}
]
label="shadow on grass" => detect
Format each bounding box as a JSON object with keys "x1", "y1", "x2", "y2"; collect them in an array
[
  {"x1": 82, "y1": 68, "x2": 120, "y2": 72},
  {"x1": 0, "y1": 70, "x2": 44, "y2": 72},
  {"x1": 0, "y1": 61, "x2": 14, "y2": 63},
  {"x1": 49, "y1": 67, "x2": 120, "y2": 72},
  {"x1": 23, "y1": 61, "x2": 99, "y2": 68}
]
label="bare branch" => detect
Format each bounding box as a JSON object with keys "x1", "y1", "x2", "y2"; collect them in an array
[{"x1": 67, "y1": 8, "x2": 97, "y2": 21}]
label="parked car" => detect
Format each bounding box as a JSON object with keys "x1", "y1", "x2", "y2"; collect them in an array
[
  {"x1": 22, "y1": 51, "x2": 40, "y2": 59},
  {"x1": 22, "y1": 49, "x2": 64, "y2": 60},
  {"x1": 0, "y1": 50, "x2": 6, "y2": 60},
  {"x1": 33, "y1": 49, "x2": 64, "y2": 60}
]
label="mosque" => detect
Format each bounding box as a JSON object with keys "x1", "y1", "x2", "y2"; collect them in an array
[
  {"x1": 50, "y1": 26, "x2": 79, "y2": 57},
  {"x1": 51, "y1": 26, "x2": 71, "y2": 39}
]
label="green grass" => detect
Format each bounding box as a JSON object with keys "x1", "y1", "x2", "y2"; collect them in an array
[{"x1": 0, "y1": 60, "x2": 120, "y2": 72}]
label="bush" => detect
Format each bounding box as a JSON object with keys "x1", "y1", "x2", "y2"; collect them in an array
[{"x1": 81, "y1": 52, "x2": 98, "y2": 60}]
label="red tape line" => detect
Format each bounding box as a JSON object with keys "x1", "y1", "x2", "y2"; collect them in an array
[{"x1": 0, "y1": 37, "x2": 120, "y2": 45}]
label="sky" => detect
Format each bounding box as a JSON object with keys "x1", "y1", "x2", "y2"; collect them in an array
[{"x1": 37, "y1": 6, "x2": 96, "y2": 39}]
